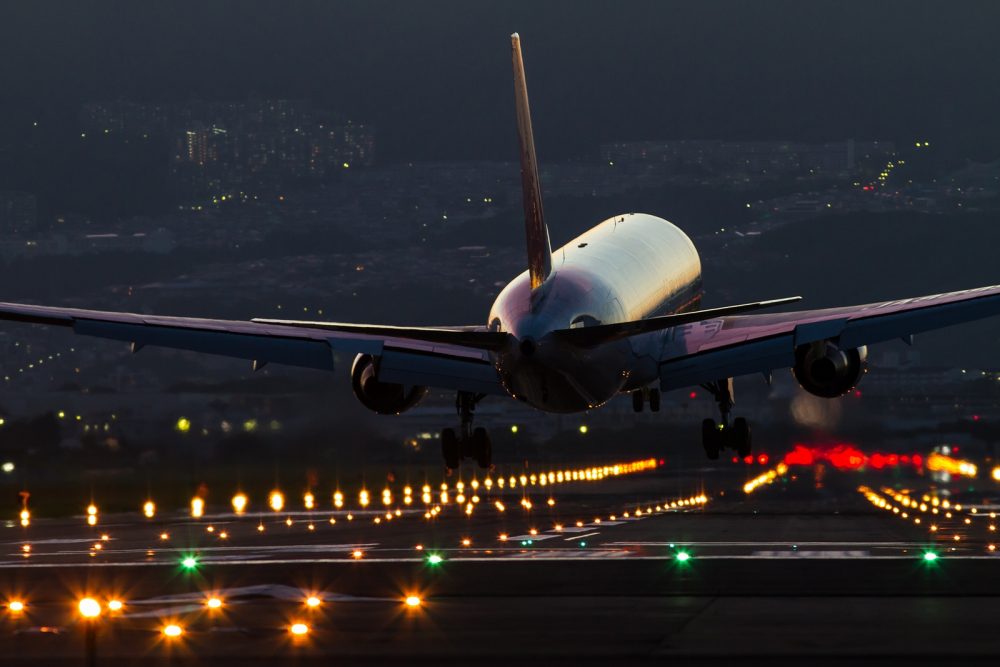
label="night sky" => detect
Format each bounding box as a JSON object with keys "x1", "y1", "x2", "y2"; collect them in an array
[{"x1": 2, "y1": 1, "x2": 1000, "y2": 161}]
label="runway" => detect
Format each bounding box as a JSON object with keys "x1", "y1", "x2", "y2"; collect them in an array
[{"x1": 2, "y1": 453, "x2": 1000, "y2": 664}]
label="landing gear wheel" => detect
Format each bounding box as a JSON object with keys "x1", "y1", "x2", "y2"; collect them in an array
[
  {"x1": 648, "y1": 388, "x2": 661, "y2": 413},
  {"x1": 472, "y1": 427, "x2": 492, "y2": 469},
  {"x1": 701, "y1": 418, "x2": 720, "y2": 460},
  {"x1": 732, "y1": 417, "x2": 752, "y2": 458},
  {"x1": 441, "y1": 428, "x2": 459, "y2": 470}
]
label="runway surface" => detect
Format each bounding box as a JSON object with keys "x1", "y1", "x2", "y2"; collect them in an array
[{"x1": 2, "y1": 453, "x2": 1000, "y2": 664}]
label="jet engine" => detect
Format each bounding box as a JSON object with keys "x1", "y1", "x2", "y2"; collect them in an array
[
  {"x1": 792, "y1": 340, "x2": 868, "y2": 398},
  {"x1": 350, "y1": 354, "x2": 428, "y2": 415}
]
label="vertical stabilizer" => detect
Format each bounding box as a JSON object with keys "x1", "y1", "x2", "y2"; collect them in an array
[{"x1": 511, "y1": 33, "x2": 552, "y2": 291}]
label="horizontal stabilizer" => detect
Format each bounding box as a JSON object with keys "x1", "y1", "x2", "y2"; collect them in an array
[
  {"x1": 251, "y1": 318, "x2": 512, "y2": 351},
  {"x1": 551, "y1": 296, "x2": 802, "y2": 348}
]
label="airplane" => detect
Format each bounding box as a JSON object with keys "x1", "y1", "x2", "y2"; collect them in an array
[{"x1": 2, "y1": 33, "x2": 1000, "y2": 471}]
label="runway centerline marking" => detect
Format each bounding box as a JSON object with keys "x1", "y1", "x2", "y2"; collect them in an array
[{"x1": 566, "y1": 532, "x2": 600, "y2": 541}]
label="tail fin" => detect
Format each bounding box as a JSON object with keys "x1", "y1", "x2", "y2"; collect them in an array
[{"x1": 511, "y1": 33, "x2": 552, "y2": 291}]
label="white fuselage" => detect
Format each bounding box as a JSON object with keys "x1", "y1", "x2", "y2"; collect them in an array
[{"x1": 488, "y1": 213, "x2": 702, "y2": 412}]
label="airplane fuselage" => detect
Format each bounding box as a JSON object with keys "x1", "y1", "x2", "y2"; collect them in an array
[{"x1": 488, "y1": 213, "x2": 702, "y2": 412}]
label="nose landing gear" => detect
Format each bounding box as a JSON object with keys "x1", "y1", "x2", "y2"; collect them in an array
[
  {"x1": 441, "y1": 391, "x2": 492, "y2": 471},
  {"x1": 700, "y1": 378, "x2": 751, "y2": 460}
]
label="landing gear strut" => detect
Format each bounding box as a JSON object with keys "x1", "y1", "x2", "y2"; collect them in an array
[
  {"x1": 441, "y1": 391, "x2": 491, "y2": 471},
  {"x1": 700, "y1": 378, "x2": 751, "y2": 460}
]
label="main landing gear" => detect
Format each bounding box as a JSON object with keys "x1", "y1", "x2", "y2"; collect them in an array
[
  {"x1": 700, "y1": 378, "x2": 751, "y2": 460},
  {"x1": 631, "y1": 387, "x2": 661, "y2": 413},
  {"x1": 441, "y1": 391, "x2": 492, "y2": 471}
]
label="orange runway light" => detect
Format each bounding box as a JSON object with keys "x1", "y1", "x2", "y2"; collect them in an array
[
  {"x1": 162, "y1": 624, "x2": 183, "y2": 638},
  {"x1": 352, "y1": 549, "x2": 364, "y2": 559},
  {"x1": 78, "y1": 598, "x2": 101, "y2": 619},
  {"x1": 7, "y1": 600, "x2": 25, "y2": 614},
  {"x1": 205, "y1": 597, "x2": 223, "y2": 610},
  {"x1": 305, "y1": 595, "x2": 322, "y2": 608},
  {"x1": 404, "y1": 595, "x2": 422, "y2": 608},
  {"x1": 290, "y1": 622, "x2": 309, "y2": 636}
]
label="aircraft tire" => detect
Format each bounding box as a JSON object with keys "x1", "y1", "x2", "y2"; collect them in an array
[
  {"x1": 441, "y1": 428, "x2": 460, "y2": 470},
  {"x1": 733, "y1": 418, "x2": 752, "y2": 458},
  {"x1": 472, "y1": 427, "x2": 492, "y2": 469},
  {"x1": 701, "y1": 419, "x2": 720, "y2": 460}
]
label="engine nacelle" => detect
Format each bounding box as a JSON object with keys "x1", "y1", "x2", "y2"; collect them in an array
[
  {"x1": 792, "y1": 340, "x2": 868, "y2": 398},
  {"x1": 350, "y1": 354, "x2": 428, "y2": 415}
]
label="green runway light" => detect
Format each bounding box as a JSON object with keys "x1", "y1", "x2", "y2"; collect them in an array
[
  {"x1": 923, "y1": 551, "x2": 939, "y2": 562},
  {"x1": 181, "y1": 555, "x2": 199, "y2": 570},
  {"x1": 579, "y1": 541, "x2": 587, "y2": 547},
  {"x1": 427, "y1": 553, "x2": 443, "y2": 565},
  {"x1": 675, "y1": 551, "x2": 691, "y2": 563}
]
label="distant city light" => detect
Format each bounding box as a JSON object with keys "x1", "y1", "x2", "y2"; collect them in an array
[
  {"x1": 579, "y1": 424, "x2": 589, "y2": 434},
  {"x1": 175, "y1": 417, "x2": 191, "y2": 433},
  {"x1": 143, "y1": 501, "x2": 156, "y2": 518},
  {"x1": 1, "y1": 462, "x2": 13, "y2": 473}
]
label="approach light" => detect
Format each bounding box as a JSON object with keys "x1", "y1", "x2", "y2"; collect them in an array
[
  {"x1": 269, "y1": 490, "x2": 284, "y2": 512},
  {"x1": 143, "y1": 501, "x2": 156, "y2": 518},
  {"x1": 223, "y1": 493, "x2": 245, "y2": 516},
  {"x1": 162, "y1": 624, "x2": 183, "y2": 638},
  {"x1": 78, "y1": 598, "x2": 101, "y2": 619}
]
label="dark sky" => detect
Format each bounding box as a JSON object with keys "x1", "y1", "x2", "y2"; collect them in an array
[{"x1": 3, "y1": 0, "x2": 1000, "y2": 161}]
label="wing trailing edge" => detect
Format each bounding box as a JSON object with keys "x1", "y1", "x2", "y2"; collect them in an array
[{"x1": 551, "y1": 296, "x2": 803, "y2": 348}]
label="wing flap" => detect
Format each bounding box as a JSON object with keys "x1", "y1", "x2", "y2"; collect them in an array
[
  {"x1": 74, "y1": 318, "x2": 336, "y2": 370},
  {"x1": 553, "y1": 296, "x2": 801, "y2": 348},
  {"x1": 657, "y1": 284, "x2": 1000, "y2": 390},
  {"x1": 0, "y1": 301, "x2": 506, "y2": 395},
  {"x1": 379, "y1": 348, "x2": 504, "y2": 395}
]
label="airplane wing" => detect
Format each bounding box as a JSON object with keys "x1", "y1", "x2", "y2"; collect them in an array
[
  {"x1": 657, "y1": 284, "x2": 1000, "y2": 390},
  {"x1": 0, "y1": 302, "x2": 507, "y2": 396}
]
